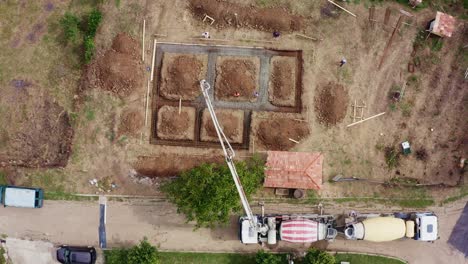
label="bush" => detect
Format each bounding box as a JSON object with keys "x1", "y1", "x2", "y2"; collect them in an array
[
  {"x1": 104, "y1": 238, "x2": 159, "y2": 264},
  {"x1": 162, "y1": 155, "x2": 265, "y2": 228},
  {"x1": 60, "y1": 12, "x2": 80, "y2": 43},
  {"x1": 86, "y1": 9, "x2": 102, "y2": 38},
  {"x1": 303, "y1": 249, "x2": 335, "y2": 264},
  {"x1": 128, "y1": 238, "x2": 159, "y2": 264},
  {"x1": 256, "y1": 250, "x2": 282, "y2": 264},
  {"x1": 84, "y1": 36, "x2": 95, "y2": 64}
]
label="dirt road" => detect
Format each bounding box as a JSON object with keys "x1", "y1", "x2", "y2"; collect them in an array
[{"x1": 0, "y1": 199, "x2": 466, "y2": 264}]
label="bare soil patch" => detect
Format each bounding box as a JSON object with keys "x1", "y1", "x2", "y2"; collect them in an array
[
  {"x1": 156, "y1": 105, "x2": 196, "y2": 140},
  {"x1": 0, "y1": 86, "x2": 73, "y2": 168},
  {"x1": 314, "y1": 82, "x2": 349, "y2": 126},
  {"x1": 134, "y1": 154, "x2": 223, "y2": 177},
  {"x1": 200, "y1": 109, "x2": 244, "y2": 144},
  {"x1": 118, "y1": 110, "x2": 143, "y2": 136},
  {"x1": 268, "y1": 56, "x2": 297, "y2": 107},
  {"x1": 160, "y1": 53, "x2": 208, "y2": 100},
  {"x1": 215, "y1": 56, "x2": 260, "y2": 102},
  {"x1": 253, "y1": 113, "x2": 309, "y2": 151},
  {"x1": 92, "y1": 33, "x2": 144, "y2": 97},
  {"x1": 188, "y1": 0, "x2": 303, "y2": 32}
]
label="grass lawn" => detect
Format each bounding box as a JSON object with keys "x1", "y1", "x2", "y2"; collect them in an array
[
  {"x1": 159, "y1": 252, "x2": 257, "y2": 264},
  {"x1": 335, "y1": 253, "x2": 406, "y2": 264}
]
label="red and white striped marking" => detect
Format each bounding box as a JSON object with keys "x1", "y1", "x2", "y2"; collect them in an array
[{"x1": 280, "y1": 219, "x2": 318, "y2": 243}]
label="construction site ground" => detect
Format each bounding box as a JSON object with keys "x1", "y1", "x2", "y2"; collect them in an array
[{"x1": 0, "y1": 0, "x2": 467, "y2": 228}]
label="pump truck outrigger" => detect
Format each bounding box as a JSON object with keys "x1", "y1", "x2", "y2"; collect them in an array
[{"x1": 200, "y1": 80, "x2": 337, "y2": 245}]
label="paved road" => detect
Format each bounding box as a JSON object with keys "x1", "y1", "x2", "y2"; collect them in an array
[{"x1": 0, "y1": 199, "x2": 466, "y2": 264}]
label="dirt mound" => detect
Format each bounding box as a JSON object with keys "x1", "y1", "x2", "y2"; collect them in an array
[
  {"x1": 0, "y1": 87, "x2": 73, "y2": 168},
  {"x1": 314, "y1": 82, "x2": 349, "y2": 126},
  {"x1": 157, "y1": 106, "x2": 195, "y2": 140},
  {"x1": 160, "y1": 54, "x2": 207, "y2": 100},
  {"x1": 201, "y1": 109, "x2": 244, "y2": 143},
  {"x1": 188, "y1": 0, "x2": 303, "y2": 32},
  {"x1": 119, "y1": 110, "x2": 143, "y2": 136},
  {"x1": 269, "y1": 56, "x2": 297, "y2": 106},
  {"x1": 111, "y1": 32, "x2": 140, "y2": 57},
  {"x1": 215, "y1": 57, "x2": 259, "y2": 102},
  {"x1": 134, "y1": 154, "x2": 223, "y2": 177},
  {"x1": 257, "y1": 118, "x2": 309, "y2": 150},
  {"x1": 93, "y1": 34, "x2": 144, "y2": 97}
]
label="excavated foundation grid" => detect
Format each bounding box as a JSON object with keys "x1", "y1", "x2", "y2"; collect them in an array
[{"x1": 151, "y1": 43, "x2": 303, "y2": 148}]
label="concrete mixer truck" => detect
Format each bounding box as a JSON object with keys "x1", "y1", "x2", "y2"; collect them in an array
[{"x1": 344, "y1": 212, "x2": 439, "y2": 242}]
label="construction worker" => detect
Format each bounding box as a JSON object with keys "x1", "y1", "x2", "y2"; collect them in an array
[
  {"x1": 202, "y1": 32, "x2": 210, "y2": 39},
  {"x1": 339, "y1": 57, "x2": 347, "y2": 67},
  {"x1": 253, "y1": 91, "x2": 259, "y2": 97},
  {"x1": 233, "y1": 92, "x2": 240, "y2": 97},
  {"x1": 273, "y1": 31, "x2": 281, "y2": 38}
]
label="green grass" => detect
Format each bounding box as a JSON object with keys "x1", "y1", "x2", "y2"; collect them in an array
[
  {"x1": 0, "y1": 171, "x2": 7, "y2": 185},
  {"x1": 441, "y1": 185, "x2": 468, "y2": 205},
  {"x1": 45, "y1": 191, "x2": 97, "y2": 201},
  {"x1": 159, "y1": 252, "x2": 257, "y2": 264},
  {"x1": 335, "y1": 253, "x2": 406, "y2": 264},
  {"x1": 0, "y1": 247, "x2": 5, "y2": 264}
]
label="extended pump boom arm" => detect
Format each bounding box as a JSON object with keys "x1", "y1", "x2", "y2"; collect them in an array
[{"x1": 200, "y1": 80, "x2": 256, "y2": 229}]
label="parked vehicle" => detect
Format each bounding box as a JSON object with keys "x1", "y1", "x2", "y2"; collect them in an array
[
  {"x1": 344, "y1": 212, "x2": 439, "y2": 242},
  {"x1": 0, "y1": 185, "x2": 43, "y2": 208},
  {"x1": 56, "y1": 246, "x2": 97, "y2": 264}
]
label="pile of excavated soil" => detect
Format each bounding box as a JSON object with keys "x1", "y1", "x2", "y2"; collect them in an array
[
  {"x1": 160, "y1": 54, "x2": 207, "y2": 100},
  {"x1": 215, "y1": 56, "x2": 259, "y2": 102},
  {"x1": 201, "y1": 109, "x2": 244, "y2": 144},
  {"x1": 0, "y1": 87, "x2": 73, "y2": 168},
  {"x1": 134, "y1": 154, "x2": 224, "y2": 177},
  {"x1": 188, "y1": 0, "x2": 303, "y2": 32},
  {"x1": 314, "y1": 82, "x2": 349, "y2": 126},
  {"x1": 119, "y1": 110, "x2": 143, "y2": 136},
  {"x1": 269, "y1": 56, "x2": 297, "y2": 107},
  {"x1": 157, "y1": 106, "x2": 195, "y2": 140},
  {"x1": 94, "y1": 33, "x2": 144, "y2": 97},
  {"x1": 256, "y1": 118, "x2": 309, "y2": 150}
]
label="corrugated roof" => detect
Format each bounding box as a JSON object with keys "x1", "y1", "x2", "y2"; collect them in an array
[
  {"x1": 432, "y1": 11, "x2": 456, "y2": 38},
  {"x1": 264, "y1": 151, "x2": 323, "y2": 190}
]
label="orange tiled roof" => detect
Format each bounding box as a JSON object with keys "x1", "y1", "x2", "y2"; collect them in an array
[
  {"x1": 264, "y1": 151, "x2": 323, "y2": 190},
  {"x1": 432, "y1": 11, "x2": 456, "y2": 38}
]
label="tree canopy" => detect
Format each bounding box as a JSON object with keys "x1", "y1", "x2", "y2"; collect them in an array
[
  {"x1": 162, "y1": 155, "x2": 265, "y2": 228},
  {"x1": 255, "y1": 250, "x2": 283, "y2": 264}
]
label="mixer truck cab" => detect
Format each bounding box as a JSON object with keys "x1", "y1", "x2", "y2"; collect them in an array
[{"x1": 344, "y1": 212, "x2": 438, "y2": 242}]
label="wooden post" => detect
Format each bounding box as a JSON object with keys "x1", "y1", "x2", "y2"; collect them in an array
[
  {"x1": 178, "y1": 98, "x2": 182, "y2": 115},
  {"x1": 384, "y1": 7, "x2": 391, "y2": 26},
  {"x1": 288, "y1": 138, "x2": 299, "y2": 144},
  {"x1": 295, "y1": 33, "x2": 319, "y2": 41},
  {"x1": 144, "y1": 79, "x2": 150, "y2": 127},
  {"x1": 353, "y1": 99, "x2": 357, "y2": 122},
  {"x1": 327, "y1": 0, "x2": 357, "y2": 18},
  {"x1": 378, "y1": 15, "x2": 404, "y2": 69},
  {"x1": 150, "y1": 39, "x2": 157, "y2": 82},
  {"x1": 347, "y1": 112, "x2": 386, "y2": 128},
  {"x1": 142, "y1": 20, "x2": 146, "y2": 62}
]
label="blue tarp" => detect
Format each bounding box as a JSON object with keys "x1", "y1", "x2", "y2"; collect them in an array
[
  {"x1": 448, "y1": 202, "x2": 468, "y2": 257},
  {"x1": 99, "y1": 204, "x2": 107, "y2": 248}
]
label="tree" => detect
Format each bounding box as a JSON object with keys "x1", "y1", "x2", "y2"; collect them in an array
[
  {"x1": 255, "y1": 250, "x2": 282, "y2": 264},
  {"x1": 303, "y1": 248, "x2": 335, "y2": 264},
  {"x1": 127, "y1": 238, "x2": 159, "y2": 264},
  {"x1": 162, "y1": 155, "x2": 265, "y2": 228}
]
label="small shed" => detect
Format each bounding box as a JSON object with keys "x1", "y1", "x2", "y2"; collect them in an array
[
  {"x1": 429, "y1": 11, "x2": 456, "y2": 38},
  {"x1": 264, "y1": 151, "x2": 323, "y2": 190}
]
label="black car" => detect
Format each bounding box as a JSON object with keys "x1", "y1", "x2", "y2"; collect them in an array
[{"x1": 56, "y1": 246, "x2": 97, "y2": 264}]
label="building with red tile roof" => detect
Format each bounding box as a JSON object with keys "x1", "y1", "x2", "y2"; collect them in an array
[{"x1": 263, "y1": 151, "x2": 323, "y2": 190}]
